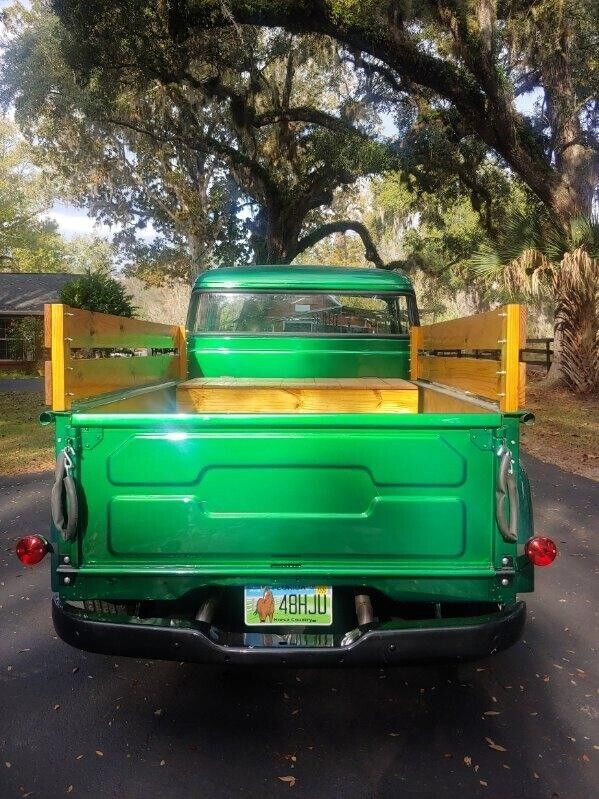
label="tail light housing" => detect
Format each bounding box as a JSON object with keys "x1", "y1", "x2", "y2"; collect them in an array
[
  {"x1": 525, "y1": 536, "x2": 557, "y2": 567},
  {"x1": 16, "y1": 535, "x2": 50, "y2": 566}
]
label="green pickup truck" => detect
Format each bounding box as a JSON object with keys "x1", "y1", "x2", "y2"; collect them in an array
[{"x1": 17, "y1": 266, "x2": 557, "y2": 665}]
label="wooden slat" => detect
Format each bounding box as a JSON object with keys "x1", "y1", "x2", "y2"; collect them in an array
[
  {"x1": 44, "y1": 360, "x2": 52, "y2": 406},
  {"x1": 418, "y1": 384, "x2": 491, "y2": 414},
  {"x1": 65, "y1": 355, "x2": 179, "y2": 404},
  {"x1": 43, "y1": 304, "x2": 53, "y2": 348},
  {"x1": 177, "y1": 377, "x2": 418, "y2": 414},
  {"x1": 87, "y1": 385, "x2": 177, "y2": 414},
  {"x1": 419, "y1": 308, "x2": 505, "y2": 351},
  {"x1": 518, "y1": 362, "x2": 526, "y2": 408},
  {"x1": 50, "y1": 304, "x2": 67, "y2": 412},
  {"x1": 500, "y1": 304, "x2": 526, "y2": 412},
  {"x1": 64, "y1": 307, "x2": 178, "y2": 349},
  {"x1": 179, "y1": 377, "x2": 415, "y2": 390},
  {"x1": 409, "y1": 326, "x2": 422, "y2": 380},
  {"x1": 418, "y1": 356, "x2": 502, "y2": 401},
  {"x1": 176, "y1": 325, "x2": 187, "y2": 379}
]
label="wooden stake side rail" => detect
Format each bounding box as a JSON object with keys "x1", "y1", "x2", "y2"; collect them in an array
[
  {"x1": 410, "y1": 304, "x2": 527, "y2": 412},
  {"x1": 44, "y1": 304, "x2": 187, "y2": 411},
  {"x1": 177, "y1": 377, "x2": 418, "y2": 414}
]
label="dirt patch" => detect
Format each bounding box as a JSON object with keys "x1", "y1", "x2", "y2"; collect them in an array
[
  {"x1": 521, "y1": 373, "x2": 599, "y2": 481},
  {"x1": 0, "y1": 391, "x2": 54, "y2": 476}
]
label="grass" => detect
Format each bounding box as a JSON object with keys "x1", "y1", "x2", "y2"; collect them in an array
[
  {"x1": 0, "y1": 391, "x2": 54, "y2": 476},
  {"x1": 0, "y1": 370, "x2": 38, "y2": 379},
  {"x1": 521, "y1": 372, "x2": 599, "y2": 481}
]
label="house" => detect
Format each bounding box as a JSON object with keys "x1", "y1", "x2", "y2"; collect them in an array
[{"x1": 0, "y1": 272, "x2": 78, "y2": 371}]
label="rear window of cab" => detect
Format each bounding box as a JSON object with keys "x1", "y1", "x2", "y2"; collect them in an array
[{"x1": 191, "y1": 292, "x2": 416, "y2": 336}]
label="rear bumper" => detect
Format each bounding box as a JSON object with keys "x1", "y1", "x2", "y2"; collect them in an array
[{"x1": 52, "y1": 596, "x2": 526, "y2": 666}]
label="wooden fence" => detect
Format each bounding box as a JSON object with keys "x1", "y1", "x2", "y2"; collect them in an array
[
  {"x1": 410, "y1": 304, "x2": 527, "y2": 412},
  {"x1": 522, "y1": 337, "x2": 554, "y2": 372},
  {"x1": 44, "y1": 304, "x2": 186, "y2": 411}
]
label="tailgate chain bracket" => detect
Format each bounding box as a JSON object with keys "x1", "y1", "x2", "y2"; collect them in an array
[
  {"x1": 51, "y1": 445, "x2": 79, "y2": 542},
  {"x1": 495, "y1": 445, "x2": 519, "y2": 543}
]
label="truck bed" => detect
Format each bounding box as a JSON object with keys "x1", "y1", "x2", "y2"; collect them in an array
[{"x1": 52, "y1": 379, "x2": 525, "y2": 608}]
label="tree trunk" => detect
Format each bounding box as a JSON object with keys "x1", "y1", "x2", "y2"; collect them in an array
[
  {"x1": 249, "y1": 204, "x2": 302, "y2": 264},
  {"x1": 544, "y1": 250, "x2": 599, "y2": 395},
  {"x1": 187, "y1": 232, "x2": 211, "y2": 280},
  {"x1": 544, "y1": 323, "x2": 564, "y2": 387}
]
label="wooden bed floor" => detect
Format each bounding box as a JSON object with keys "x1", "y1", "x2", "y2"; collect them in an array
[{"x1": 176, "y1": 377, "x2": 419, "y2": 414}]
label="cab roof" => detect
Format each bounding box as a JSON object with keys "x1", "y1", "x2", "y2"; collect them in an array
[{"x1": 193, "y1": 265, "x2": 414, "y2": 293}]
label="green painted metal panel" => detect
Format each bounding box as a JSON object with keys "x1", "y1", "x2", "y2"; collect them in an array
[
  {"x1": 107, "y1": 495, "x2": 465, "y2": 558},
  {"x1": 193, "y1": 265, "x2": 414, "y2": 293},
  {"x1": 66, "y1": 418, "x2": 500, "y2": 589},
  {"x1": 106, "y1": 431, "x2": 466, "y2": 486},
  {"x1": 187, "y1": 334, "x2": 410, "y2": 378}
]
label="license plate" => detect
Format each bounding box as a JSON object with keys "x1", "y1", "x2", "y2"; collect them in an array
[{"x1": 244, "y1": 586, "x2": 333, "y2": 626}]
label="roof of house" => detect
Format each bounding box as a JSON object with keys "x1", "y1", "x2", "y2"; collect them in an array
[
  {"x1": 193, "y1": 265, "x2": 414, "y2": 293},
  {"x1": 0, "y1": 272, "x2": 79, "y2": 316}
]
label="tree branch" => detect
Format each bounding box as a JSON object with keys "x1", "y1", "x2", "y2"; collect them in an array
[
  {"x1": 177, "y1": 1, "x2": 561, "y2": 212},
  {"x1": 293, "y1": 220, "x2": 385, "y2": 266}
]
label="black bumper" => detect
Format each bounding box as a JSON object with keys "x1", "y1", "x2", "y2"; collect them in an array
[{"x1": 52, "y1": 597, "x2": 526, "y2": 666}]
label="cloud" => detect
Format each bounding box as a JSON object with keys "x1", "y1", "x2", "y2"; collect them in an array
[{"x1": 43, "y1": 203, "x2": 158, "y2": 242}]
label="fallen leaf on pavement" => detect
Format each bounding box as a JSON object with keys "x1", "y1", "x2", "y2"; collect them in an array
[
  {"x1": 485, "y1": 737, "x2": 507, "y2": 752},
  {"x1": 464, "y1": 756, "x2": 472, "y2": 767},
  {"x1": 95, "y1": 751, "x2": 103, "y2": 757},
  {"x1": 479, "y1": 780, "x2": 488, "y2": 787},
  {"x1": 278, "y1": 776, "x2": 296, "y2": 787}
]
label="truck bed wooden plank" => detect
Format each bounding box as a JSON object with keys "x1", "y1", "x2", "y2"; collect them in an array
[{"x1": 177, "y1": 377, "x2": 418, "y2": 414}]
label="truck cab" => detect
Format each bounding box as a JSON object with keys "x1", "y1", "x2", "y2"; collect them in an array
[{"x1": 18, "y1": 266, "x2": 557, "y2": 665}]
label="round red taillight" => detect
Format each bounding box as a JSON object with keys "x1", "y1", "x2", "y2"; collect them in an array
[
  {"x1": 525, "y1": 536, "x2": 558, "y2": 567},
  {"x1": 16, "y1": 535, "x2": 49, "y2": 566}
]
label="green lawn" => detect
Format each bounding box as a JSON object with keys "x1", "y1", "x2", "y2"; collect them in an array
[
  {"x1": 0, "y1": 391, "x2": 54, "y2": 476},
  {"x1": 521, "y1": 375, "x2": 598, "y2": 481}
]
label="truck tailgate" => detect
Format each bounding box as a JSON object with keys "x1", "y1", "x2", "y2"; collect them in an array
[{"x1": 73, "y1": 413, "x2": 502, "y2": 574}]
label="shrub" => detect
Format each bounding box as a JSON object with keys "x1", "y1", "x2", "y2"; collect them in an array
[{"x1": 59, "y1": 270, "x2": 134, "y2": 316}]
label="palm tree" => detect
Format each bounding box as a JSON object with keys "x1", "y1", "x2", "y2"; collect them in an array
[{"x1": 473, "y1": 214, "x2": 598, "y2": 396}]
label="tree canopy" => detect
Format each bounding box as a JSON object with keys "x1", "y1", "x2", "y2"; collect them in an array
[
  {"x1": 47, "y1": 0, "x2": 598, "y2": 226},
  {"x1": 0, "y1": 116, "x2": 66, "y2": 271},
  {"x1": 3, "y1": 3, "x2": 396, "y2": 272},
  {"x1": 2, "y1": 0, "x2": 597, "y2": 390}
]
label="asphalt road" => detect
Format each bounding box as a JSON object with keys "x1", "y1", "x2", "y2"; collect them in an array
[
  {"x1": 1, "y1": 455, "x2": 597, "y2": 799},
  {"x1": 0, "y1": 378, "x2": 43, "y2": 393}
]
